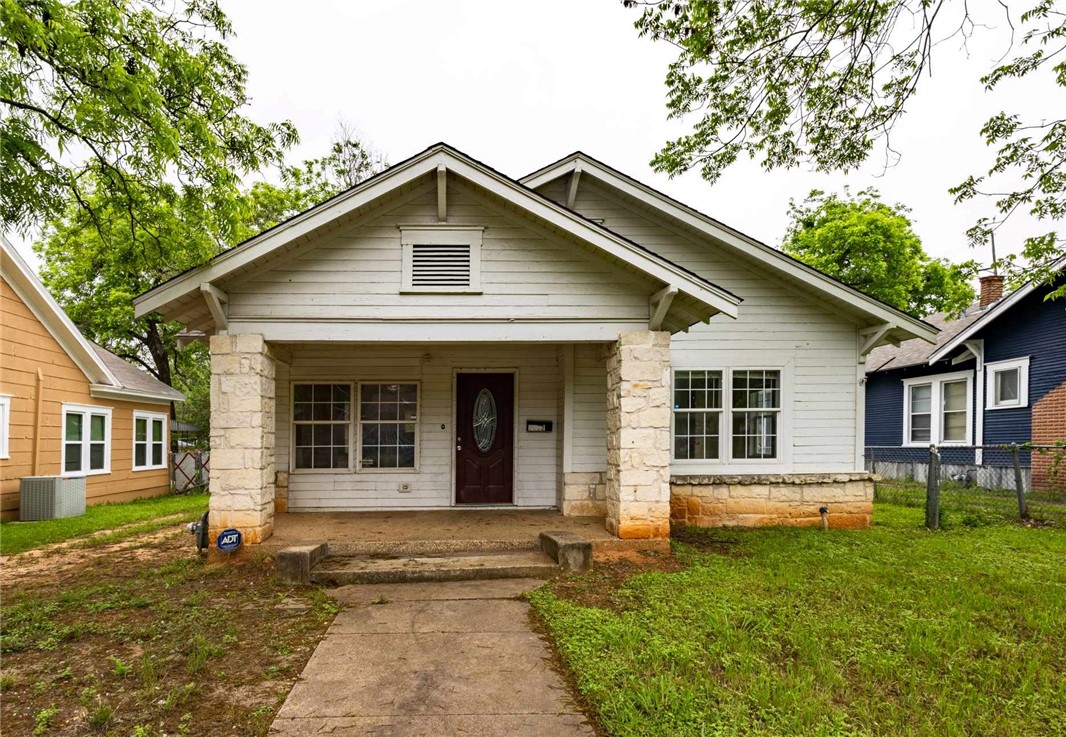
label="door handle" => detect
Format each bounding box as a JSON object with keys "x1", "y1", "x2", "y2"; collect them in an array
[{"x1": 456, "y1": 445, "x2": 462, "y2": 451}]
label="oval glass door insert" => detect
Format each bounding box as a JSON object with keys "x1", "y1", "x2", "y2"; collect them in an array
[{"x1": 473, "y1": 388, "x2": 498, "y2": 452}]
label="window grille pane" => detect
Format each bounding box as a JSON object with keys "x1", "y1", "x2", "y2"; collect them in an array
[
  {"x1": 911, "y1": 414, "x2": 931, "y2": 442},
  {"x1": 65, "y1": 413, "x2": 83, "y2": 441},
  {"x1": 294, "y1": 385, "x2": 313, "y2": 402},
  {"x1": 942, "y1": 381, "x2": 967, "y2": 412},
  {"x1": 152, "y1": 419, "x2": 163, "y2": 442},
  {"x1": 89, "y1": 442, "x2": 105, "y2": 470},
  {"x1": 65, "y1": 443, "x2": 82, "y2": 472},
  {"x1": 910, "y1": 385, "x2": 931, "y2": 413},
  {"x1": 943, "y1": 411, "x2": 966, "y2": 442},
  {"x1": 995, "y1": 369, "x2": 1019, "y2": 403},
  {"x1": 135, "y1": 418, "x2": 147, "y2": 442},
  {"x1": 732, "y1": 411, "x2": 778, "y2": 459},
  {"x1": 135, "y1": 444, "x2": 147, "y2": 467}
]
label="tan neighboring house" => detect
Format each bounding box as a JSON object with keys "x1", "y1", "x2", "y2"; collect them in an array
[{"x1": 1, "y1": 237, "x2": 184, "y2": 520}]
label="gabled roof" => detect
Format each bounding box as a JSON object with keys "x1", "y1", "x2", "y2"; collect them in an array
[
  {"x1": 1, "y1": 236, "x2": 183, "y2": 405},
  {"x1": 866, "y1": 303, "x2": 984, "y2": 372},
  {"x1": 925, "y1": 259, "x2": 1066, "y2": 364},
  {"x1": 135, "y1": 143, "x2": 742, "y2": 331},
  {"x1": 521, "y1": 152, "x2": 938, "y2": 346}
]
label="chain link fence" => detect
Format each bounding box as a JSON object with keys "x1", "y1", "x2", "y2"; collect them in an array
[{"x1": 865, "y1": 444, "x2": 1066, "y2": 528}]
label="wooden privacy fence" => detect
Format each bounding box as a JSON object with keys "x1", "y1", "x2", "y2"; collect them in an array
[
  {"x1": 865, "y1": 444, "x2": 1066, "y2": 529},
  {"x1": 172, "y1": 450, "x2": 209, "y2": 492}
]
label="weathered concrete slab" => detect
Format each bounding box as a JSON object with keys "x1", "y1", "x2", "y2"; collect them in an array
[
  {"x1": 540, "y1": 530, "x2": 593, "y2": 573},
  {"x1": 276, "y1": 542, "x2": 329, "y2": 585},
  {"x1": 329, "y1": 578, "x2": 544, "y2": 605},
  {"x1": 331, "y1": 599, "x2": 532, "y2": 634},
  {"x1": 270, "y1": 579, "x2": 593, "y2": 736},
  {"x1": 310, "y1": 550, "x2": 558, "y2": 586},
  {"x1": 269, "y1": 713, "x2": 592, "y2": 737}
]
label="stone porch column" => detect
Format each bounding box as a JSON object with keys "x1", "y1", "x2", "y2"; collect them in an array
[
  {"x1": 209, "y1": 334, "x2": 276, "y2": 544},
  {"x1": 605, "y1": 330, "x2": 672, "y2": 539}
]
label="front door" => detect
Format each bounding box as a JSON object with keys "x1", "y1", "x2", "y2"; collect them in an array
[{"x1": 455, "y1": 372, "x2": 514, "y2": 504}]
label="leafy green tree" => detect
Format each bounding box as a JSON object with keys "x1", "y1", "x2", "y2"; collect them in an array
[
  {"x1": 0, "y1": 0, "x2": 297, "y2": 243},
  {"x1": 627, "y1": 0, "x2": 1065, "y2": 298},
  {"x1": 784, "y1": 189, "x2": 977, "y2": 317},
  {"x1": 34, "y1": 134, "x2": 388, "y2": 421}
]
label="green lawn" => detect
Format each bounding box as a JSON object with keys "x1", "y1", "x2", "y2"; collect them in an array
[
  {"x1": 0, "y1": 492, "x2": 209, "y2": 555},
  {"x1": 530, "y1": 503, "x2": 1066, "y2": 737}
]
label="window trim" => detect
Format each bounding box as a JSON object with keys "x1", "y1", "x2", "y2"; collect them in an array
[
  {"x1": 671, "y1": 367, "x2": 787, "y2": 467},
  {"x1": 985, "y1": 357, "x2": 1030, "y2": 410},
  {"x1": 901, "y1": 371, "x2": 973, "y2": 447},
  {"x1": 399, "y1": 225, "x2": 483, "y2": 294},
  {"x1": 289, "y1": 381, "x2": 355, "y2": 474},
  {"x1": 132, "y1": 410, "x2": 169, "y2": 472},
  {"x1": 0, "y1": 394, "x2": 11, "y2": 460},
  {"x1": 61, "y1": 403, "x2": 112, "y2": 477},
  {"x1": 356, "y1": 381, "x2": 421, "y2": 473}
]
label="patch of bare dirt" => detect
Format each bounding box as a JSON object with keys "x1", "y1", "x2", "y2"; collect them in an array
[
  {"x1": 545, "y1": 549, "x2": 683, "y2": 611},
  {"x1": 1, "y1": 533, "x2": 336, "y2": 737}
]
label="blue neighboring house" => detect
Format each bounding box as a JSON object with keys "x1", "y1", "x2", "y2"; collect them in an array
[{"x1": 865, "y1": 265, "x2": 1066, "y2": 490}]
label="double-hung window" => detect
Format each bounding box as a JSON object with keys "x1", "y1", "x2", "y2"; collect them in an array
[
  {"x1": 133, "y1": 412, "x2": 168, "y2": 471},
  {"x1": 903, "y1": 372, "x2": 972, "y2": 445},
  {"x1": 986, "y1": 357, "x2": 1029, "y2": 410},
  {"x1": 62, "y1": 404, "x2": 111, "y2": 476},
  {"x1": 673, "y1": 369, "x2": 782, "y2": 462},
  {"x1": 292, "y1": 384, "x2": 351, "y2": 470},
  {"x1": 359, "y1": 383, "x2": 418, "y2": 470}
]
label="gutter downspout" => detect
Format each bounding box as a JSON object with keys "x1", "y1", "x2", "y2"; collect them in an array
[{"x1": 32, "y1": 368, "x2": 44, "y2": 475}]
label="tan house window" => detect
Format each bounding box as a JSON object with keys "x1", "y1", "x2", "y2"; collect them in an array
[
  {"x1": 133, "y1": 411, "x2": 168, "y2": 471},
  {"x1": 62, "y1": 404, "x2": 111, "y2": 476}
]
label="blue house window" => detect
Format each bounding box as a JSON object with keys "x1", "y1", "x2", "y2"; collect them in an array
[{"x1": 902, "y1": 371, "x2": 972, "y2": 446}]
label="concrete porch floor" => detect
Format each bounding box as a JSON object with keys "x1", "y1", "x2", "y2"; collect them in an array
[{"x1": 264, "y1": 509, "x2": 620, "y2": 555}]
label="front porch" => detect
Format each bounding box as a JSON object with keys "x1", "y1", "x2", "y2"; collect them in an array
[{"x1": 208, "y1": 331, "x2": 675, "y2": 545}]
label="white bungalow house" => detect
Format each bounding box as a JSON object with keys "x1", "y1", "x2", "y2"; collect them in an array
[{"x1": 134, "y1": 144, "x2": 936, "y2": 544}]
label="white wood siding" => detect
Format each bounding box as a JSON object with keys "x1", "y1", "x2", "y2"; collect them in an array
[
  {"x1": 572, "y1": 343, "x2": 607, "y2": 472},
  {"x1": 542, "y1": 178, "x2": 861, "y2": 474},
  {"x1": 228, "y1": 180, "x2": 652, "y2": 324},
  {"x1": 278, "y1": 344, "x2": 562, "y2": 511}
]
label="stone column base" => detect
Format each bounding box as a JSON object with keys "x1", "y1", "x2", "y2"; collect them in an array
[
  {"x1": 670, "y1": 473, "x2": 875, "y2": 529},
  {"x1": 561, "y1": 472, "x2": 607, "y2": 517},
  {"x1": 275, "y1": 471, "x2": 289, "y2": 514}
]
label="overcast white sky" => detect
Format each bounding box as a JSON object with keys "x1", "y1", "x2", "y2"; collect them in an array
[{"x1": 12, "y1": 0, "x2": 1056, "y2": 273}]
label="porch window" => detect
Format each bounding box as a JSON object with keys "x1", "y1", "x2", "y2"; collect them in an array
[
  {"x1": 673, "y1": 370, "x2": 722, "y2": 459},
  {"x1": 133, "y1": 411, "x2": 168, "y2": 471},
  {"x1": 62, "y1": 404, "x2": 111, "y2": 476},
  {"x1": 731, "y1": 370, "x2": 781, "y2": 460},
  {"x1": 359, "y1": 383, "x2": 418, "y2": 469},
  {"x1": 292, "y1": 384, "x2": 351, "y2": 470}
]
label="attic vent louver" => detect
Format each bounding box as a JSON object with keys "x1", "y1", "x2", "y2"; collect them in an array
[
  {"x1": 411, "y1": 244, "x2": 471, "y2": 288},
  {"x1": 399, "y1": 226, "x2": 484, "y2": 293}
]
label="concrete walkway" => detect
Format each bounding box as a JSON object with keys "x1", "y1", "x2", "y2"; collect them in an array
[{"x1": 269, "y1": 579, "x2": 595, "y2": 737}]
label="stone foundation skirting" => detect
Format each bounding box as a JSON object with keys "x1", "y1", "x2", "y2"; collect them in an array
[
  {"x1": 561, "y1": 472, "x2": 607, "y2": 517},
  {"x1": 670, "y1": 473, "x2": 874, "y2": 529}
]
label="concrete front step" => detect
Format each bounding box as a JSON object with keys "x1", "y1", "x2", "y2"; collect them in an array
[
  {"x1": 310, "y1": 550, "x2": 560, "y2": 586},
  {"x1": 326, "y1": 538, "x2": 538, "y2": 556}
]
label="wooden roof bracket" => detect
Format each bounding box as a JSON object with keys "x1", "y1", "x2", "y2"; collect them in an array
[
  {"x1": 566, "y1": 167, "x2": 582, "y2": 210},
  {"x1": 200, "y1": 282, "x2": 229, "y2": 334},
  {"x1": 650, "y1": 284, "x2": 679, "y2": 331},
  {"x1": 858, "y1": 323, "x2": 896, "y2": 356}
]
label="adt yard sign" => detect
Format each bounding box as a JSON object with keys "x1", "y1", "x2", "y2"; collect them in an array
[{"x1": 217, "y1": 528, "x2": 243, "y2": 553}]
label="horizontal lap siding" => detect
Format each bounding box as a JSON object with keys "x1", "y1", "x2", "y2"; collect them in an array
[
  {"x1": 552, "y1": 180, "x2": 861, "y2": 473},
  {"x1": 1, "y1": 278, "x2": 170, "y2": 517},
  {"x1": 572, "y1": 343, "x2": 607, "y2": 472},
  {"x1": 279, "y1": 345, "x2": 561, "y2": 510},
  {"x1": 228, "y1": 182, "x2": 650, "y2": 323}
]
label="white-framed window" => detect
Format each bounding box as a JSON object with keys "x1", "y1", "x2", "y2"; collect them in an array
[
  {"x1": 61, "y1": 403, "x2": 112, "y2": 476},
  {"x1": 399, "y1": 226, "x2": 483, "y2": 293},
  {"x1": 902, "y1": 371, "x2": 972, "y2": 446},
  {"x1": 673, "y1": 370, "x2": 723, "y2": 460},
  {"x1": 672, "y1": 368, "x2": 782, "y2": 462},
  {"x1": 133, "y1": 411, "x2": 168, "y2": 471},
  {"x1": 986, "y1": 357, "x2": 1030, "y2": 410},
  {"x1": 292, "y1": 383, "x2": 352, "y2": 471},
  {"x1": 0, "y1": 394, "x2": 11, "y2": 460},
  {"x1": 358, "y1": 382, "x2": 419, "y2": 470}
]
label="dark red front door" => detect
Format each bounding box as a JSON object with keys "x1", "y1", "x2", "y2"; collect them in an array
[{"x1": 455, "y1": 373, "x2": 514, "y2": 504}]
